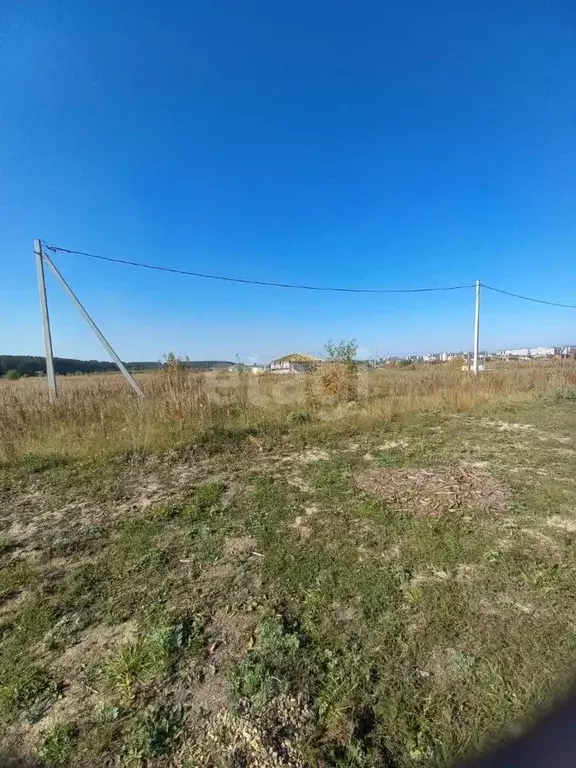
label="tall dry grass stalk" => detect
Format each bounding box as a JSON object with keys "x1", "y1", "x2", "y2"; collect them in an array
[{"x1": 1, "y1": 363, "x2": 575, "y2": 462}]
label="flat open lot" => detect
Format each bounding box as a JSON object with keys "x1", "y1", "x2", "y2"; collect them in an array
[{"x1": 2, "y1": 389, "x2": 576, "y2": 766}]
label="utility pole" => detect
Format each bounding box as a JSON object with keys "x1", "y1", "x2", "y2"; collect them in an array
[
  {"x1": 43, "y1": 254, "x2": 144, "y2": 397},
  {"x1": 473, "y1": 280, "x2": 481, "y2": 374},
  {"x1": 35, "y1": 239, "x2": 58, "y2": 401}
]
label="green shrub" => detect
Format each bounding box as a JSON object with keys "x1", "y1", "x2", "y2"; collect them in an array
[
  {"x1": 549, "y1": 386, "x2": 576, "y2": 401},
  {"x1": 287, "y1": 410, "x2": 313, "y2": 424}
]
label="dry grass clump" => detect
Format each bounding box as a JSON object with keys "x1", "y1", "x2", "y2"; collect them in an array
[
  {"x1": 356, "y1": 465, "x2": 509, "y2": 517},
  {"x1": 1, "y1": 362, "x2": 576, "y2": 462},
  {"x1": 317, "y1": 361, "x2": 359, "y2": 403}
]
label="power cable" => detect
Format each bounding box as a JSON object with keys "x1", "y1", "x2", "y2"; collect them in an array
[
  {"x1": 482, "y1": 284, "x2": 576, "y2": 309},
  {"x1": 43, "y1": 242, "x2": 576, "y2": 307},
  {"x1": 42, "y1": 242, "x2": 474, "y2": 294}
]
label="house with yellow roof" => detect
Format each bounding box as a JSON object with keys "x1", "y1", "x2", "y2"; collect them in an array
[{"x1": 269, "y1": 353, "x2": 321, "y2": 374}]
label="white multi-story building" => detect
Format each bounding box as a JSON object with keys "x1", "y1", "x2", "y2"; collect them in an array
[
  {"x1": 531, "y1": 346, "x2": 557, "y2": 357},
  {"x1": 497, "y1": 347, "x2": 558, "y2": 358}
]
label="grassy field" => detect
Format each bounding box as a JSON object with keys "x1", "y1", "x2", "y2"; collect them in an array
[
  {"x1": 2, "y1": 367, "x2": 576, "y2": 766},
  {"x1": 1, "y1": 362, "x2": 576, "y2": 461}
]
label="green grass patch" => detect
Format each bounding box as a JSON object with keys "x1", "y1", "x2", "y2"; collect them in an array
[
  {"x1": 0, "y1": 666, "x2": 61, "y2": 723},
  {"x1": 39, "y1": 723, "x2": 77, "y2": 766},
  {"x1": 124, "y1": 703, "x2": 185, "y2": 761},
  {"x1": 104, "y1": 612, "x2": 203, "y2": 703},
  {"x1": 2, "y1": 400, "x2": 576, "y2": 765}
]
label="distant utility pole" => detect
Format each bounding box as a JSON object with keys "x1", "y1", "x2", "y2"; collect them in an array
[
  {"x1": 35, "y1": 239, "x2": 57, "y2": 401},
  {"x1": 473, "y1": 280, "x2": 481, "y2": 374}
]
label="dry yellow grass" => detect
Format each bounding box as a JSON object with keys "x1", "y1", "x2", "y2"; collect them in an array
[{"x1": 1, "y1": 362, "x2": 575, "y2": 461}]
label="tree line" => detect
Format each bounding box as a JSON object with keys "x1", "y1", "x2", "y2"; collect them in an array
[
  {"x1": 0, "y1": 356, "x2": 160, "y2": 377},
  {"x1": 0, "y1": 356, "x2": 235, "y2": 378}
]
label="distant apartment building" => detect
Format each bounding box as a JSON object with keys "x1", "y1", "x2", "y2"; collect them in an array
[
  {"x1": 497, "y1": 347, "x2": 559, "y2": 358},
  {"x1": 421, "y1": 352, "x2": 459, "y2": 363}
]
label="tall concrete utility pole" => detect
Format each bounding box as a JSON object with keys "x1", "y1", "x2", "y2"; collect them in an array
[
  {"x1": 43, "y1": 254, "x2": 144, "y2": 397},
  {"x1": 35, "y1": 239, "x2": 58, "y2": 400},
  {"x1": 473, "y1": 280, "x2": 481, "y2": 374}
]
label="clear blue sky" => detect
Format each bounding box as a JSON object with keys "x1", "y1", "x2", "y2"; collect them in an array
[{"x1": 2, "y1": 0, "x2": 575, "y2": 361}]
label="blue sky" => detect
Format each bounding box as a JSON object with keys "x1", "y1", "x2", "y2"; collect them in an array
[{"x1": 2, "y1": 0, "x2": 575, "y2": 361}]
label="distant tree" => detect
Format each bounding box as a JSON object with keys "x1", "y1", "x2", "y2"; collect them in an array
[
  {"x1": 161, "y1": 352, "x2": 190, "y2": 372},
  {"x1": 324, "y1": 339, "x2": 358, "y2": 363},
  {"x1": 4, "y1": 369, "x2": 20, "y2": 380}
]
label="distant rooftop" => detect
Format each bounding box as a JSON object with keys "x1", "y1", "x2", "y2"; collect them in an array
[{"x1": 271, "y1": 353, "x2": 322, "y2": 364}]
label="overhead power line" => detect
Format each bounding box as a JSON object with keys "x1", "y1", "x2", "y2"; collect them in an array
[
  {"x1": 482, "y1": 284, "x2": 576, "y2": 309},
  {"x1": 42, "y1": 242, "x2": 473, "y2": 294},
  {"x1": 42, "y1": 242, "x2": 576, "y2": 307}
]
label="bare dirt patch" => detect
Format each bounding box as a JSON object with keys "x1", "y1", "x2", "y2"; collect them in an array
[
  {"x1": 56, "y1": 620, "x2": 137, "y2": 671},
  {"x1": 356, "y1": 466, "x2": 509, "y2": 517},
  {"x1": 546, "y1": 515, "x2": 576, "y2": 533},
  {"x1": 289, "y1": 516, "x2": 312, "y2": 541},
  {"x1": 0, "y1": 589, "x2": 29, "y2": 616},
  {"x1": 377, "y1": 439, "x2": 410, "y2": 450},
  {"x1": 482, "y1": 419, "x2": 573, "y2": 445},
  {"x1": 521, "y1": 527, "x2": 561, "y2": 550},
  {"x1": 424, "y1": 646, "x2": 476, "y2": 684},
  {"x1": 223, "y1": 536, "x2": 258, "y2": 556},
  {"x1": 209, "y1": 609, "x2": 258, "y2": 666},
  {"x1": 21, "y1": 622, "x2": 138, "y2": 751},
  {"x1": 484, "y1": 420, "x2": 533, "y2": 432},
  {"x1": 286, "y1": 475, "x2": 314, "y2": 493},
  {"x1": 296, "y1": 449, "x2": 330, "y2": 464}
]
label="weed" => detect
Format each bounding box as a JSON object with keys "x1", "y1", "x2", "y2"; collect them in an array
[
  {"x1": 127, "y1": 703, "x2": 184, "y2": 759},
  {"x1": 105, "y1": 644, "x2": 154, "y2": 703},
  {"x1": 134, "y1": 547, "x2": 171, "y2": 572},
  {"x1": 186, "y1": 482, "x2": 226, "y2": 516},
  {"x1": 39, "y1": 724, "x2": 76, "y2": 766},
  {"x1": 94, "y1": 703, "x2": 123, "y2": 723},
  {"x1": 150, "y1": 503, "x2": 182, "y2": 519},
  {"x1": 548, "y1": 385, "x2": 576, "y2": 401},
  {"x1": 230, "y1": 618, "x2": 303, "y2": 710},
  {"x1": 0, "y1": 561, "x2": 36, "y2": 601},
  {"x1": 42, "y1": 613, "x2": 83, "y2": 651},
  {"x1": 0, "y1": 667, "x2": 60, "y2": 722},
  {"x1": 287, "y1": 409, "x2": 313, "y2": 424},
  {"x1": 230, "y1": 657, "x2": 281, "y2": 709},
  {"x1": 316, "y1": 646, "x2": 370, "y2": 744},
  {"x1": 375, "y1": 450, "x2": 406, "y2": 467},
  {"x1": 105, "y1": 614, "x2": 202, "y2": 702},
  {"x1": 319, "y1": 340, "x2": 359, "y2": 402}
]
